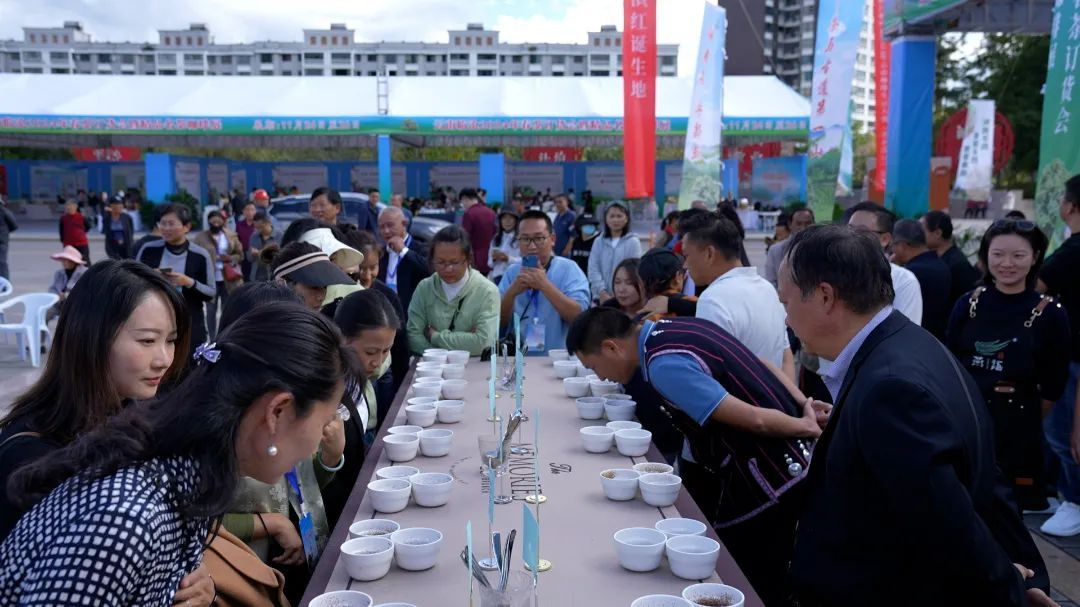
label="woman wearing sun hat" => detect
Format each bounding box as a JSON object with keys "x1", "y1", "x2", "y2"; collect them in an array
[{"x1": 46, "y1": 246, "x2": 88, "y2": 320}]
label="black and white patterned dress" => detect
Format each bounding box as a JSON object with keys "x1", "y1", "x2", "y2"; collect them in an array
[{"x1": 0, "y1": 456, "x2": 211, "y2": 606}]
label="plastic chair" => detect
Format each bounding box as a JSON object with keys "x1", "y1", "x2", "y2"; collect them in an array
[
  {"x1": 0, "y1": 293, "x2": 60, "y2": 368},
  {"x1": 0, "y1": 277, "x2": 11, "y2": 340}
]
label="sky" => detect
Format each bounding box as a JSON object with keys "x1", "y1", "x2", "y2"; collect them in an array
[{"x1": 0, "y1": 0, "x2": 708, "y2": 76}]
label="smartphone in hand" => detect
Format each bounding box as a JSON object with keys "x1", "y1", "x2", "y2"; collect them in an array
[
  {"x1": 522, "y1": 255, "x2": 539, "y2": 269},
  {"x1": 159, "y1": 267, "x2": 173, "y2": 274}
]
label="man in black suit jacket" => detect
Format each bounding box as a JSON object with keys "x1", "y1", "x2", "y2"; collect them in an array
[
  {"x1": 376, "y1": 207, "x2": 430, "y2": 325},
  {"x1": 891, "y1": 218, "x2": 952, "y2": 341},
  {"x1": 777, "y1": 224, "x2": 1054, "y2": 607}
]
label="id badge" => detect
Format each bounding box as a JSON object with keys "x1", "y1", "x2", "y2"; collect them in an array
[
  {"x1": 298, "y1": 508, "x2": 319, "y2": 567},
  {"x1": 525, "y1": 318, "x2": 546, "y2": 352}
]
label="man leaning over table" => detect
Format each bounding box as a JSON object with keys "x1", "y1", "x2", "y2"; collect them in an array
[
  {"x1": 498, "y1": 210, "x2": 590, "y2": 355},
  {"x1": 567, "y1": 306, "x2": 830, "y2": 607}
]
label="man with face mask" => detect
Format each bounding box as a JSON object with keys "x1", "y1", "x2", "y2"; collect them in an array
[
  {"x1": 194, "y1": 210, "x2": 244, "y2": 340},
  {"x1": 568, "y1": 215, "x2": 600, "y2": 275}
]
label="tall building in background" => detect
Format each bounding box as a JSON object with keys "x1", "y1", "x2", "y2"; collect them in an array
[
  {"x1": 718, "y1": 0, "x2": 876, "y2": 132},
  {"x1": 0, "y1": 22, "x2": 678, "y2": 79}
]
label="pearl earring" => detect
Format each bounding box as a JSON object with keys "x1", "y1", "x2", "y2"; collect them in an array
[{"x1": 267, "y1": 444, "x2": 278, "y2": 457}]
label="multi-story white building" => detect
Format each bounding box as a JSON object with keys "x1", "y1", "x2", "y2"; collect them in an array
[
  {"x1": 851, "y1": 1, "x2": 877, "y2": 134},
  {"x1": 0, "y1": 22, "x2": 678, "y2": 79}
]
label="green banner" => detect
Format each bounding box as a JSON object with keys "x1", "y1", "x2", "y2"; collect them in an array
[
  {"x1": 883, "y1": 0, "x2": 967, "y2": 34},
  {"x1": 1034, "y1": 0, "x2": 1078, "y2": 251}
]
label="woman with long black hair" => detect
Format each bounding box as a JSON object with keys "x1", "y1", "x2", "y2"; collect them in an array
[
  {"x1": 0, "y1": 260, "x2": 191, "y2": 541},
  {"x1": 0, "y1": 302, "x2": 353, "y2": 605}
]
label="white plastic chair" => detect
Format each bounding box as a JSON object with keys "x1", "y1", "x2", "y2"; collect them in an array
[
  {"x1": 0, "y1": 293, "x2": 60, "y2": 368},
  {"x1": 0, "y1": 277, "x2": 11, "y2": 339}
]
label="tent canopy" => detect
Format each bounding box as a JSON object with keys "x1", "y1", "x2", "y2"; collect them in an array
[{"x1": 0, "y1": 74, "x2": 809, "y2": 148}]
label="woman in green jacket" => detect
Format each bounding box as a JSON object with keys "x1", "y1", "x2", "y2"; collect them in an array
[{"x1": 407, "y1": 225, "x2": 501, "y2": 356}]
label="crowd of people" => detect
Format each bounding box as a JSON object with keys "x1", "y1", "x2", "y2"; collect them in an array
[{"x1": 0, "y1": 176, "x2": 1077, "y2": 607}]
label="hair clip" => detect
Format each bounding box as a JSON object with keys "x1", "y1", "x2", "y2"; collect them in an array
[{"x1": 193, "y1": 342, "x2": 222, "y2": 365}]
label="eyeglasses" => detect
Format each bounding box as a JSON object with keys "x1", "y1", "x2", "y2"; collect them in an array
[
  {"x1": 518, "y1": 235, "x2": 550, "y2": 247},
  {"x1": 433, "y1": 259, "x2": 467, "y2": 270},
  {"x1": 991, "y1": 219, "x2": 1037, "y2": 232},
  {"x1": 157, "y1": 220, "x2": 183, "y2": 229}
]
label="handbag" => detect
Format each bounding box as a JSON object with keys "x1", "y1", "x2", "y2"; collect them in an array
[{"x1": 202, "y1": 527, "x2": 291, "y2": 607}]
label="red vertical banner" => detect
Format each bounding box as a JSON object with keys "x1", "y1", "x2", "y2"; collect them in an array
[
  {"x1": 873, "y1": 0, "x2": 890, "y2": 195},
  {"x1": 623, "y1": 0, "x2": 657, "y2": 199}
]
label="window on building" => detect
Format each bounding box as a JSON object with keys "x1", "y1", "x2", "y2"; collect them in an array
[
  {"x1": 304, "y1": 52, "x2": 324, "y2": 61},
  {"x1": 142, "y1": 54, "x2": 155, "y2": 63},
  {"x1": 465, "y1": 37, "x2": 472, "y2": 46},
  {"x1": 590, "y1": 70, "x2": 609, "y2": 76},
  {"x1": 97, "y1": 53, "x2": 111, "y2": 63},
  {"x1": 261, "y1": 70, "x2": 275, "y2": 76},
  {"x1": 369, "y1": 70, "x2": 378, "y2": 76},
  {"x1": 450, "y1": 53, "x2": 468, "y2": 61},
  {"x1": 29, "y1": 34, "x2": 35, "y2": 43},
  {"x1": 305, "y1": 68, "x2": 324, "y2": 75},
  {"x1": 63, "y1": 35, "x2": 69, "y2": 43},
  {"x1": 185, "y1": 70, "x2": 204, "y2": 76},
  {"x1": 49, "y1": 51, "x2": 68, "y2": 61},
  {"x1": 573, "y1": 55, "x2": 584, "y2": 63},
  {"x1": 52, "y1": 34, "x2": 58, "y2": 43},
  {"x1": 333, "y1": 68, "x2": 349, "y2": 76},
  {"x1": 332, "y1": 36, "x2": 338, "y2": 45},
  {"x1": 332, "y1": 52, "x2": 350, "y2": 62},
  {"x1": 454, "y1": 36, "x2": 461, "y2": 45},
  {"x1": 184, "y1": 53, "x2": 202, "y2": 63},
  {"x1": 310, "y1": 36, "x2": 316, "y2": 45},
  {"x1": 23, "y1": 67, "x2": 43, "y2": 73},
  {"x1": 74, "y1": 53, "x2": 91, "y2": 61},
  {"x1": 384, "y1": 54, "x2": 397, "y2": 62},
  {"x1": 187, "y1": 36, "x2": 193, "y2": 45},
  {"x1": 450, "y1": 68, "x2": 469, "y2": 76},
  {"x1": 661, "y1": 56, "x2": 676, "y2": 66},
  {"x1": 261, "y1": 53, "x2": 273, "y2": 62},
  {"x1": 478, "y1": 53, "x2": 496, "y2": 62},
  {"x1": 199, "y1": 37, "x2": 205, "y2": 45},
  {"x1": 160, "y1": 69, "x2": 176, "y2": 75},
  {"x1": 387, "y1": 69, "x2": 397, "y2": 76},
  {"x1": 407, "y1": 54, "x2": 418, "y2": 63},
  {"x1": 605, "y1": 38, "x2": 612, "y2": 47},
  {"x1": 120, "y1": 54, "x2": 135, "y2": 64},
  {"x1": 427, "y1": 70, "x2": 439, "y2": 76},
  {"x1": 158, "y1": 54, "x2": 176, "y2": 65},
  {"x1": 487, "y1": 36, "x2": 493, "y2": 46},
  {"x1": 532, "y1": 54, "x2": 544, "y2": 64},
  {"x1": 478, "y1": 69, "x2": 494, "y2": 76},
  {"x1": 51, "y1": 68, "x2": 69, "y2": 74},
  {"x1": 550, "y1": 55, "x2": 565, "y2": 65},
  {"x1": 591, "y1": 55, "x2": 609, "y2": 65},
  {"x1": 236, "y1": 55, "x2": 251, "y2": 65},
  {"x1": 426, "y1": 54, "x2": 440, "y2": 62}
]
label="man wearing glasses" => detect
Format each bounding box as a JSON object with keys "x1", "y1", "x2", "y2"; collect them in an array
[
  {"x1": 498, "y1": 210, "x2": 590, "y2": 355},
  {"x1": 846, "y1": 201, "x2": 923, "y2": 325}
]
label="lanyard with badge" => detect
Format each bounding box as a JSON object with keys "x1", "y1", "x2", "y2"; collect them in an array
[
  {"x1": 284, "y1": 468, "x2": 320, "y2": 567},
  {"x1": 520, "y1": 255, "x2": 547, "y2": 351}
]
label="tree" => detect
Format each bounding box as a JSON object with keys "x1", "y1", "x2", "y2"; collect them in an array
[{"x1": 934, "y1": 34, "x2": 972, "y2": 132}]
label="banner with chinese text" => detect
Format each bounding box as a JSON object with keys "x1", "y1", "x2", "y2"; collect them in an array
[
  {"x1": 1035, "y1": 0, "x2": 1079, "y2": 251},
  {"x1": 873, "y1": 0, "x2": 890, "y2": 195},
  {"x1": 71, "y1": 147, "x2": 143, "y2": 162},
  {"x1": 622, "y1": 0, "x2": 657, "y2": 199},
  {"x1": 677, "y1": 2, "x2": 727, "y2": 210},
  {"x1": 522, "y1": 147, "x2": 583, "y2": 162},
  {"x1": 953, "y1": 99, "x2": 995, "y2": 201},
  {"x1": 807, "y1": 0, "x2": 866, "y2": 221}
]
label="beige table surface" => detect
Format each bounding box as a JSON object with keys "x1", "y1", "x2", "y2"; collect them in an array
[{"x1": 302, "y1": 357, "x2": 763, "y2": 607}]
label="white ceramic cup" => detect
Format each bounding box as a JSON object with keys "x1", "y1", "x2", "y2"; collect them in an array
[
  {"x1": 564, "y1": 377, "x2": 591, "y2": 398},
  {"x1": 638, "y1": 472, "x2": 683, "y2": 508},
  {"x1": 405, "y1": 404, "x2": 438, "y2": 427},
  {"x1": 613, "y1": 527, "x2": 667, "y2": 572},
  {"x1": 440, "y1": 379, "x2": 468, "y2": 399},
  {"x1": 614, "y1": 428, "x2": 652, "y2": 457},
  {"x1": 415, "y1": 367, "x2": 443, "y2": 379},
  {"x1": 406, "y1": 396, "x2": 438, "y2": 408},
  {"x1": 553, "y1": 360, "x2": 579, "y2": 379},
  {"x1": 607, "y1": 420, "x2": 642, "y2": 432},
  {"x1": 600, "y1": 468, "x2": 641, "y2": 501},
  {"x1": 435, "y1": 399, "x2": 465, "y2": 424},
  {"x1": 547, "y1": 348, "x2": 570, "y2": 362},
  {"x1": 375, "y1": 465, "x2": 420, "y2": 481},
  {"x1": 654, "y1": 517, "x2": 708, "y2": 540},
  {"x1": 580, "y1": 425, "x2": 616, "y2": 453},
  {"x1": 341, "y1": 536, "x2": 394, "y2": 581},
  {"x1": 412, "y1": 384, "x2": 442, "y2": 399},
  {"x1": 630, "y1": 595, "x2": 693, "y2": 607},
  {"x1": 367, "y1": 478, "x2": 411, "y2": 514},
  {"x1": 665, "y1": 534, "x2": 720, "y2": 581},
  {"x1": 605, "y1": 401, "x2": 637, "y2": 422},
  {"x1": 589, "y1": 379, "x2": 621, "y2": 397},
  {"x1": 575, "y1": 396, "x2": 606, "y2": 420},
  {"x1": 349, "y1": 518, "x2": 401, "y2": 540},
  {"x1": 309, "y1": 590, "x2": 374, "y2": 607},
  {"x1": 382, "y1": 434, "x2": 419, "y2": 462},
  {"x1": 390, "y1": 527, "x2": 443, "y2": 571},
  {"x1": 413, "y1": 376, "x2": 443, "y2": 385},
  {"x1": 409, "y1": 472, "x2": 454, "y2": 507},
  {"x1": 387, "y1": 425, "x2": 423, "y2": 437},
  {"x1": 441, "y1": 363, "x2": 467, "y2": 380},
  {"x1": 446, "y1": 350, "x2": 471, "y2": 365},
  {"x1": 682, "y1": 584, "x2": 744, "y2": 607},
  {"x1": 633, "y1": 462, "x2": 675, "y2": 476},
  {"x1": 417, "y1": 428, "x2": 454, "y2": 457}
]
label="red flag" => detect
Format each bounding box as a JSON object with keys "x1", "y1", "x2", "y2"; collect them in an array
[
  {"x1": 623, "y1": 0, "x2": 656, "y2": 199},
  {"x1": 873, "y1": 0, "x2": 890, "y2": 194}
]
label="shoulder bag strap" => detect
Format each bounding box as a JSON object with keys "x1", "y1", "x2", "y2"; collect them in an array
[{"x1": 0, "y1": 430, "x2": 43, "y2": 452}]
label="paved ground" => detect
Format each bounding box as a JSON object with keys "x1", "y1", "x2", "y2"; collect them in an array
[{"x1": 1, "y1": 221, "x2": 1077, "y2": 601}]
